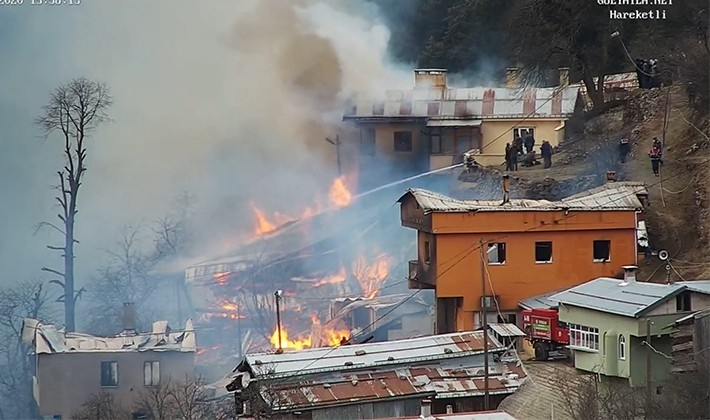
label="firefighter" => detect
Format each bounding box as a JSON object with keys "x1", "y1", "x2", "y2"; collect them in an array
[{"x1": 649, "y1": 144, "x2": 663, "y2": 176}]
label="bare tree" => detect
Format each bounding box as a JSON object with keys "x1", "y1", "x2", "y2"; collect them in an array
[
  {"x1": 558, "y1": 369, "x2": 645, "y2": 420},
  {"x1": 73, "y1": 392, "x2": 130, "y2": 420},
  {"x1": 85, "y1": 226, "x2": 161, "y2": 335},
  {"x1": 0, "y1": 281, "x2": 54, "y2": 419},
  {"x1": 35, "y1": 78, "x2": 113, "y2": 332},
  {"x1": 133, "y1": 376, "x2": 234, "y2": 420}
]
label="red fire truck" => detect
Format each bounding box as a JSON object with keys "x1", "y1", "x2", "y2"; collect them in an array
[{"x1": 521, "y1": 308, "x2": 570, "y2": 361}]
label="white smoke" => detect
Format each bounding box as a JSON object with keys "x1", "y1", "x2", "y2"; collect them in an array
[{"x1": 0, "y1": 0, "x2": 411, "y2": 284}]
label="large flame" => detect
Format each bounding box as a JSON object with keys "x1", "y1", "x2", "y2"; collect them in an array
[
  {"x1": 312, "y1": 314, "x2": 351, "y2": 347},
  {"x1": 269, "y1": 326, "x2": 312, "y2": 351},
  {"x1": 353, "y1": 254, "x2": 393, "y2": 299},
  {"x1": 329, "y1": 176, "x2": 352, "y2": 208},
  {"x1": 313, "y1": 267, "x2": 347, "y2": 287},
  {"x1": 250, "y1": 202, "x2": 278, "y2": 235}
]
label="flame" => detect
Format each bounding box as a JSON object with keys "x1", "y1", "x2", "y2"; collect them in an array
[
  {"x1": 313, "y1": 267, "x2": 347, "y2": 287},
  {"x1": 329, "y1": 176, "x2": 352, "y2": 208},
  {"x1": 213, "y1": 271, "x2": 232, "y2": 285},
  {"x1": 270, "y1": 326, "x2": 312, "y2": 350},
  {"x1": 250, "y1": 203, "x2": 278, "y2": 235},
  {"x1": 353, "y1": 254, "x2": 393, "y2": 299},
  {"x1": 311, "y1": 313, "x2": 351, "y2": 347}
]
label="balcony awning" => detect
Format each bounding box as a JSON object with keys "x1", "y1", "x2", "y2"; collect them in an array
[{"x1": 426, "y1": 119, "x2": 482, "y2": 127}]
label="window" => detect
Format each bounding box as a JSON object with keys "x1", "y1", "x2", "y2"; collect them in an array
[
  {"x1": 427, "y1": 102, "x2": 440, "y2": 116},
  {"x1": 676, "y1": 292, "x2": 692, "y2": 312},
  {"x1": 507, "y1": 314, "x2": 517, "y2": 325},
  {"x1": 481, "y1": 295, "x2": 497, "y2": 310},
  {"x1": 431, "y1": 135, "x2": 454, "y2": 154},
  {"x1": 372, "y1": 101, "x2": 384, "y2": 116},
  {"x1": 487, "y1": 242, "x2": 506, "y2": 264},
  {"x1": 394, "y1": 131, "x2": 413, "y2": 152},
  {"x1": 618, "y1": 335, "x2": 626, "y2": 360},
  {"x1": 535, "y1": 241, "x2": 552, "y2": 263},
  {"x1": 513, "y1": 127, "x2": 535, "y2": 141},
  {"x1": 593, "y1": 240, "x2": 611, "y2": 262},
  {"x1": 101, "y1": 361, "x2": 118, "y2": 387},
  {"x1": 424, "y1": 241, "x2": 431, "y2": 264},
  {"x1": 360, "y1": 128, "x2": 376, "y2": 156},
  {"x1": 569, "y1": 324, "x2": 599, "y2": 351},
  {"x1": 144, "y1": 361, "x2": 160, "y2": 386}
]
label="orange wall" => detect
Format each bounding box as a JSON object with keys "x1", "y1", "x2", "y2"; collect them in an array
[{"x1": 426, "y1": 210, "x2": 639, "y2": 330}]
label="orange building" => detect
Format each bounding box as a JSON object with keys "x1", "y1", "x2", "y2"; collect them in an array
[{"x1": 399, "y1": 181, "x2": 648, "y2": 333}]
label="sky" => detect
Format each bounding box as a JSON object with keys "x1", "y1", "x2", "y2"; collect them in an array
[{"x1": 0, "y1": 0, "x2": 412, "y2": 289}]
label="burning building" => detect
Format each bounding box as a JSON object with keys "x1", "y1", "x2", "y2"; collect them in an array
[{"x1": 227, "y1": 331, "x2": 527, "y2": 419}]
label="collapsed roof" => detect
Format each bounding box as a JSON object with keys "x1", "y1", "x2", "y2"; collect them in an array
[{"x1": 22, "y1": 318, "x2": 196, "y2": 354}]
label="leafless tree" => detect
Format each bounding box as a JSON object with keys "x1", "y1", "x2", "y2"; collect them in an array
[
  {"x1": 133, "y1": 376, "x2": 234, "y2": 420},
  {"x1": 85, "y1": 226, "x2": 161, "y2": 335},
  {"x1": 73, "y1": 392, "x2": 130, "y2": 420},
  {"x1": 0, "y1": 281, "x2": 55, "y2": 419},
  {"x1": 558, "y1": 369, "x2": 645, "y2": 420},
  {"x1": 35, "y1": 78, "x2": 113, "y2": 332},
  {"x1": 648, "y1": 370, "x2": 710, "y2": 419}
]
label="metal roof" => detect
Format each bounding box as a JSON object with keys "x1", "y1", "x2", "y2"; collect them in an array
[
  {"x1": 551, "y1": 279, "x2": 710, "y2": 318},
  {"x1": 386, "y1": 411, "x2": 518, "y2": 420},
  {"x1": 22, "y1": 318, "x2": 196, "y2": 354},
  {"x1": 518, "y1": 290, "x2": 564, "y2": 310},
  {"x1": 399, "y1": 182, "x2": 646, "y2": 214},
  {"x1": 259, "y1": 356, "x2": 527, "y2": 412},
  {"x1": 550, "y1": 278, "x2": 686, "y2": 317},
  {"x1": 343, "y1": 86, "x2": 580, "y2": 120},
  {"x1": 488, "y1": 323, "x2": 525, "y2": 337},
  {"x1": 238, "y1": 331, "x2": 504, "y2": 380}
]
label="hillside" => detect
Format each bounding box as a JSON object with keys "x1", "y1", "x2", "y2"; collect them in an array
[{"x1": 462, "y1": 86, "x2": 709, "y2": 282}]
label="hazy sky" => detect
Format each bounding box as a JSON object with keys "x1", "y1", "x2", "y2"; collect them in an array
[{"x1": 0, "y1": 1, "x2": 409, "y2": 288}]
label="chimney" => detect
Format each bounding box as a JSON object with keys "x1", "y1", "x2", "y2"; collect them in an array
[
  {"x1": 414, "y1": 69, "x2": 447, "y2": 90},
  {"x1": 505, "y1": 67, "x2": 520, "y2": 88},
  {"x1": 446, "y1": 404, "x2": 454, "y2": 414},
  {"x1": 606, "y1": 170, "x2": 617, "y2": 183},
  {"x1": 420, "y1": 399, "x2": 432, "y2": 419},
  {"x1": 622, "y1": 265, "x2": 638, "y2": 283},
  {"x1": 558, "y1": 67, "x2": 570, "y2": 87},
  {"x1": 122, "y1": 302, "x2": 137, "y2": 335}
]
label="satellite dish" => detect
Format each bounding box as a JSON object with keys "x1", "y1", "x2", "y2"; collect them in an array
[{"x1": 658, "y1": 250, "x2": 669, "y2": 261}]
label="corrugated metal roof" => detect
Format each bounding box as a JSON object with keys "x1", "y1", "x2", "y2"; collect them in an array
[
  {"x1": 22, "y1": 318, "x2": 196, "y2": 354},
  {"x1": 518, "y1": 290, "x2": 564, "y2": 310},
  {"x1": 386, "y1": 411, "x2": 518, "y2": 420},
  {"x1": 261, "y1": 356, "x2": 527, "y2": 412},
  {"x1": 488, "y1": 323, "x2": 525, "y2": 337},
  {"x1": 550, "y1": 278, "x2": 685, "y2": 317},
  {"x1": 399, "y1": 182, "x2": 647, "y2": 214},
  {"x1": 551, "y1": 279, "x2": 710, "y2": 318},
  {"x1": 240, "y1": 331, "x2": 504, "y2": 380},
  {"x1": 344, "y1": 86, "x2": 579, "y2": 120}
]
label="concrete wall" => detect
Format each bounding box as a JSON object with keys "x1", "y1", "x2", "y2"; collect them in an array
[
  {"x1": 424, "y1": 210, "x2": 638, "y2": 325},
  {"x1": 36, "y1": 350, "x2": 195, "y2": 418},
  {"x1": 475, "y1": 119, "x2": 565, "y2": 167},
  {"x1": 647, "y1": 291, "x2": 710, "y2": 316},
  {"x1": 558, "y1": 305, "x2": 680, "y2": 387}
]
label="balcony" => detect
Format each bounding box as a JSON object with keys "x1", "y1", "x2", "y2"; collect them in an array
[{"x1": 408, "y1": 260, "x2": 435, "y2": 290}]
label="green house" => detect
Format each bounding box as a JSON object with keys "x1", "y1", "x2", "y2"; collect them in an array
[{"x1": 551, "y1": 267, "x2": 710, "y2": 388}]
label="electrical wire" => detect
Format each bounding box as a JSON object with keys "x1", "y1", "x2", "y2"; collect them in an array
[{"x1": 260, "y1": 156, "x2": 710, "y2": 382}]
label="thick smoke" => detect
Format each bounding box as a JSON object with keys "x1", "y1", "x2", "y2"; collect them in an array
[{"x1": 0, "y1": 0, "x2": 410, "y2": 283}]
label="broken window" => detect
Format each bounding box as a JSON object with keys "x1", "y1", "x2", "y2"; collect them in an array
[
  {"x1": 487, "y1": 242, "x2": 506, "y2": 264},
  {"x1": 513, "y1": 127, "x2": 535, "y2": 141},
  {"x1": 394, "y1": 131, "x2": 413, "y2": 152},
  {"x1": 360, "y1": 128, "x2": 376, "y2": 156},
  {"x1": 424, "y1": 240, "x2": 431, "y2": 264},
  {"x1": 593, "y1": 240, "x2": 611, "y2": 262},
  {"x1": 676, "y1": 292, "x2": 692, "y2": 312},
  {"x1": 144, "y1": 361, "x2": 160, "y2": 386},
  {"x1": 535, "y1": 241, "x2": 552, "y2": 263},
  {"x1": 101, "y1": 361, "x2": 118, "y2": 387}
]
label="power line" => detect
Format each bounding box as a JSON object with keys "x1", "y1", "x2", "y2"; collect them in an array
[{"x1": 264, "y1": 158, "x2": 710, "y2": 381}]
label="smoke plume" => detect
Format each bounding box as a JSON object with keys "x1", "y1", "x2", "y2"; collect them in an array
[{"x1": 0, "y1": 0, "x2": 411, "y2": 282}]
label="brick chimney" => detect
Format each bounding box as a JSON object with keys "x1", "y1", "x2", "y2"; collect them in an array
[
  {"x1": 414, "y1": 69, "x2": 447, "y2": 90},
  {"x1": 505, "y1": 67, "x2": 520, "y2": 88},
  {"x1": 622, "y1": 265, "x2": 638, "y2": 283},
  {"x1": 558, "y1": 67, "x2": 570, "y2": 87},
  {"x1": 420, "y1": 399, "x2": 433, "y2": 419},
  {"x1": 606, "y1": 170, "x2": 617, "y2": 183},
  {"x1": 122, "y1": 302, "x2": 137, "y2": 336}
]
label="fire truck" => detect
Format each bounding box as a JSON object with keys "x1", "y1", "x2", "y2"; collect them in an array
[{"x1": 521, "y1": 308, "x2": 570, "y2": 361}]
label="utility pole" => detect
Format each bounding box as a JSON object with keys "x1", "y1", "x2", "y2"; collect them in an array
[
  {"x1": 326, "y1": 135, "x2": 342, "y2": 176},
  {"x1": 645, "y1": 319, "x2": 653, "y2": 412},
  {"x1": 479, "y1": 239, "x2": 490, "y2": 410},
  {"x1": 275, "y1": 290, "x2": 284, "y2": 354}
]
